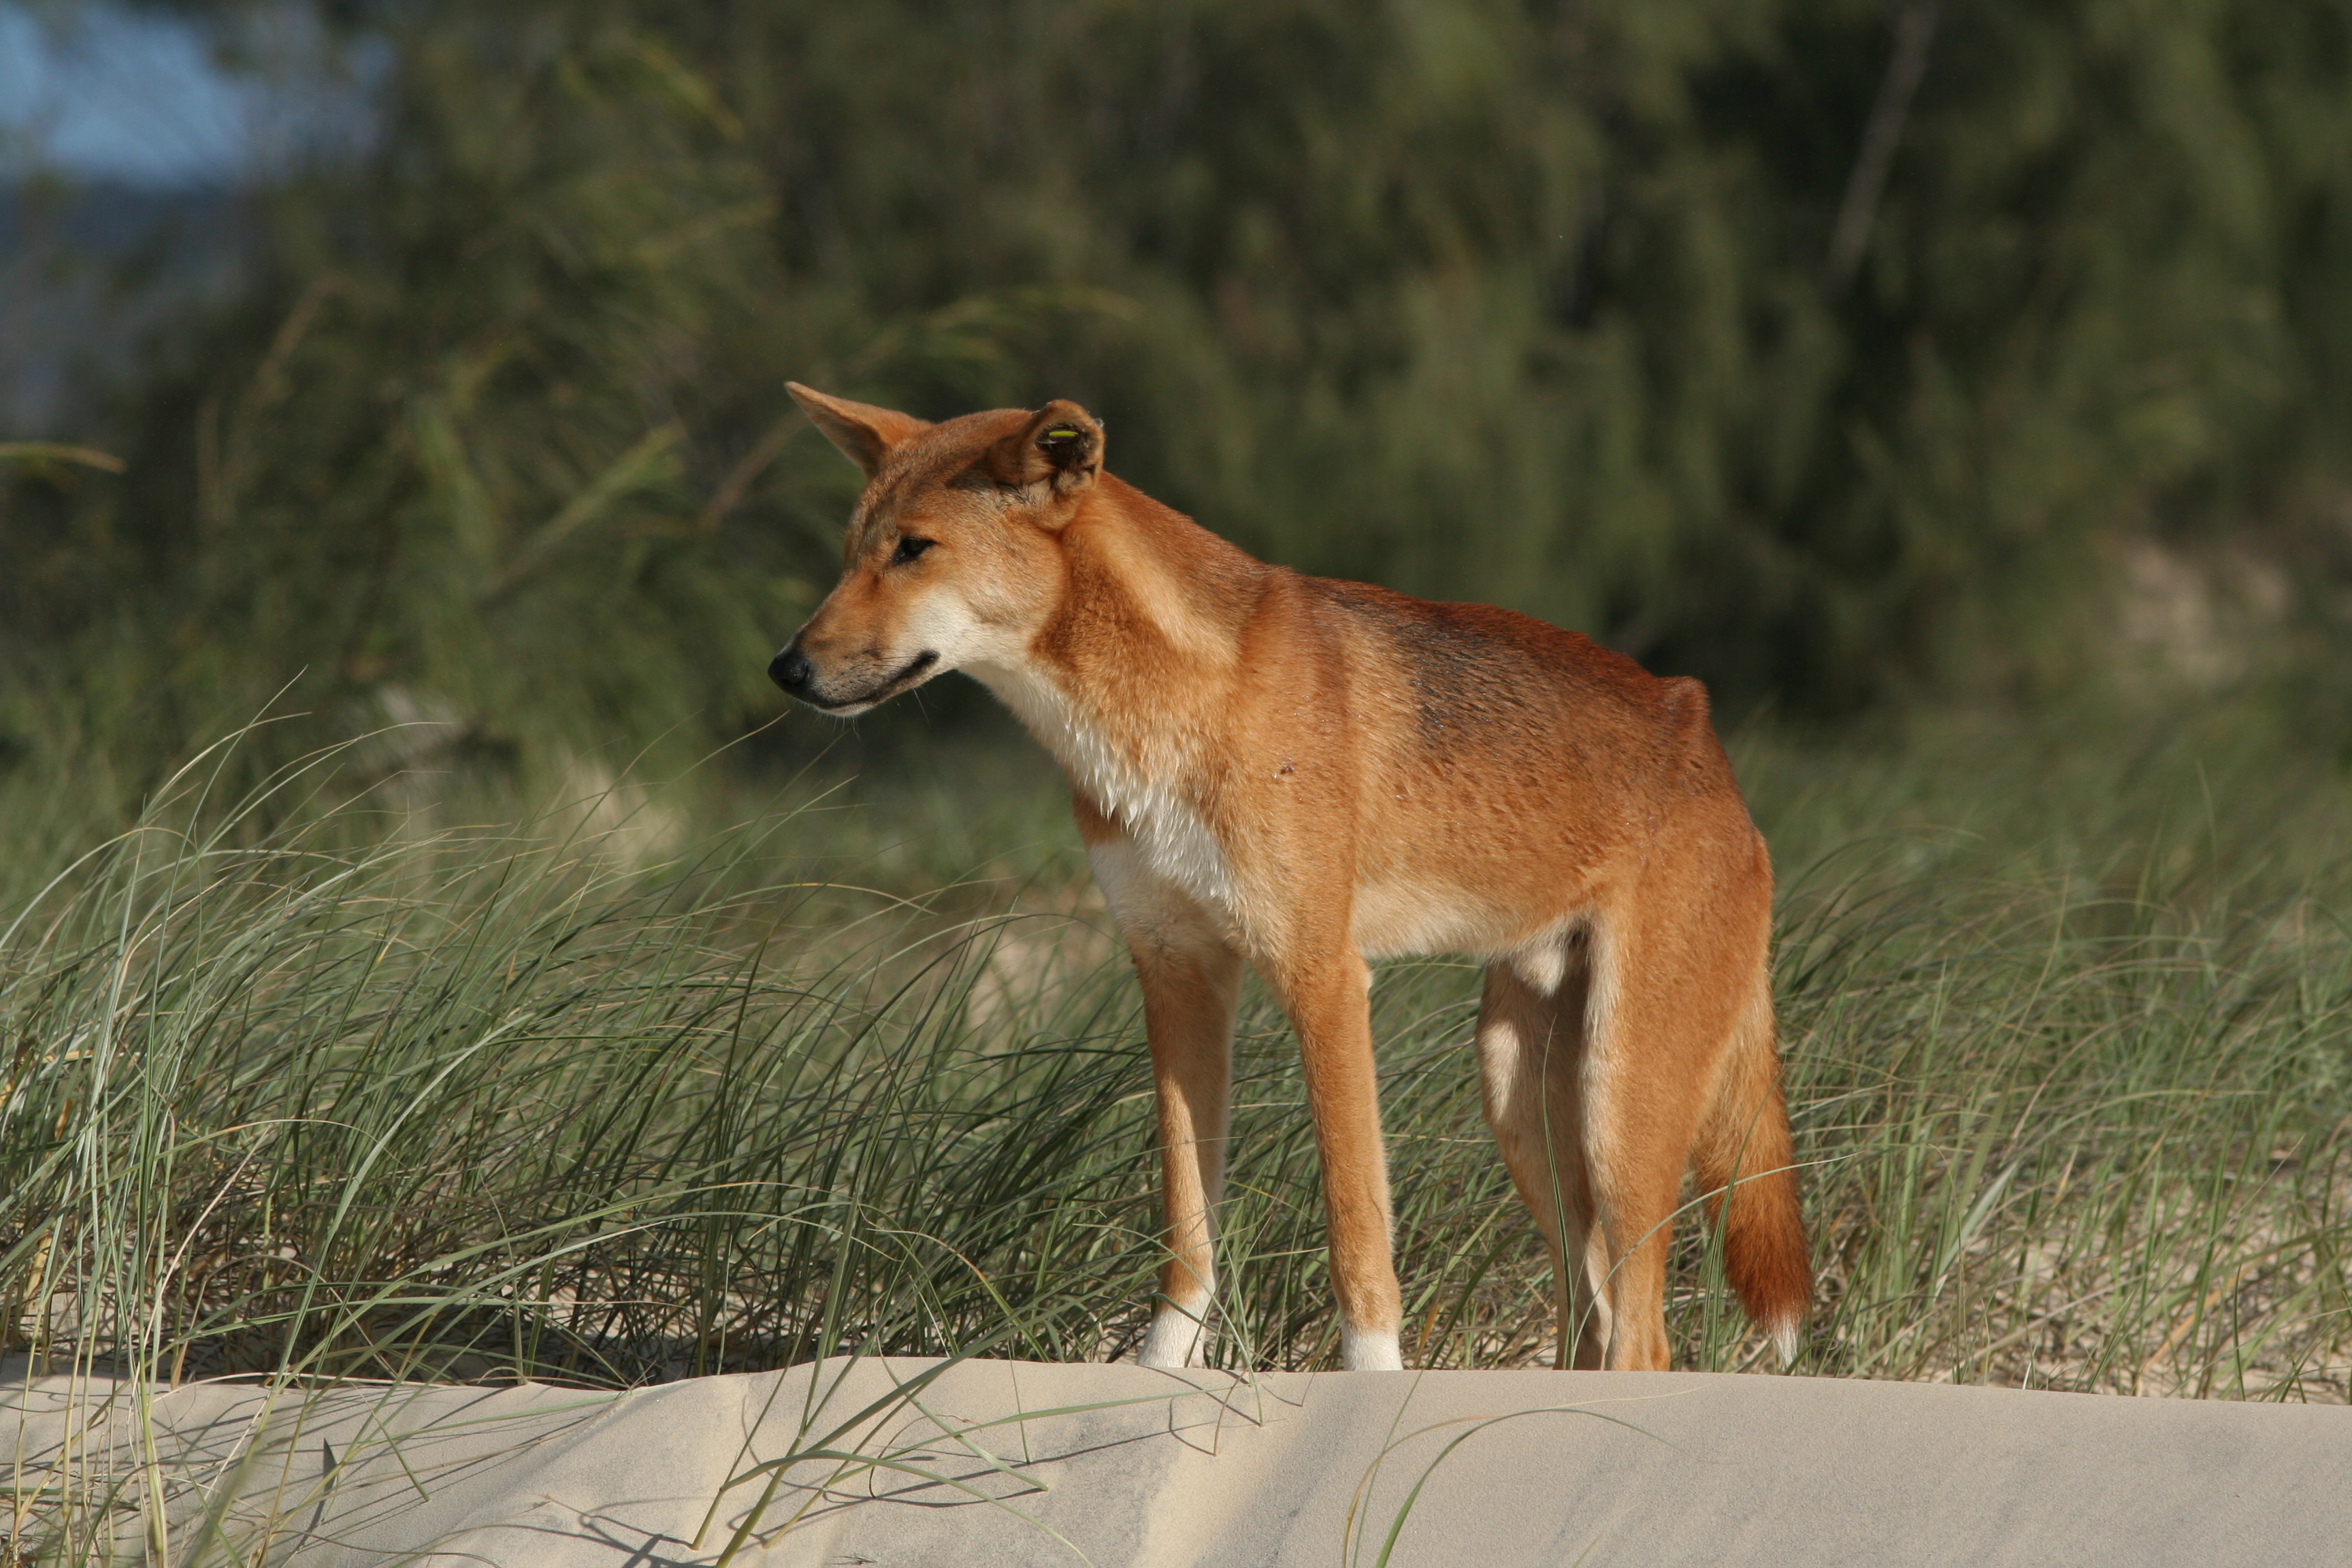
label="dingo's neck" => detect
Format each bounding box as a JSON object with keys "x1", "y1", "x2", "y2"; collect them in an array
[{"x1": 966, "y1": 487, "x2": 1258, "y2": 892}]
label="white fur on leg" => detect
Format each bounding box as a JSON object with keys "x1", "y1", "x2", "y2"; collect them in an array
[
  {"x1": 1340, "y1": 1321, "x2": 1403, "y2": 1371},
  {"x1": 1137, "y1": 1303, "x2": 1209, "y2": 1369}
]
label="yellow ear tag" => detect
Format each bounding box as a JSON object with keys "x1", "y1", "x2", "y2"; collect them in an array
[{"x1": 1042, "y1": 426, "x2": 1081, "y2": 442}]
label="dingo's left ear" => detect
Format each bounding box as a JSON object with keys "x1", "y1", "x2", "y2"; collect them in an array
[{"x1": 984, "y1": 401, "x2": 1103, "y2": 497}]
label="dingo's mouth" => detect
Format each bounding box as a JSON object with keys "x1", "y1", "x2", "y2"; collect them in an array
[{"x1": 802, "y1": 650, "x2": 939, "y2": 713}]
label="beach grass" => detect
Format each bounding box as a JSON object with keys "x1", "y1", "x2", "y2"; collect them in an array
[{"x1": 3, "y1": 706, "x2": 2348, "y2": 1550}]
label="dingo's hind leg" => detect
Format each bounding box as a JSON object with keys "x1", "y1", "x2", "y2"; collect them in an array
[
  {"x1": 1476, "y1": 936, "x2": 1610, "y2": 1369},
  {"x1": 1580, "y1": 823, "x2": 1778, "y2": 1370}
]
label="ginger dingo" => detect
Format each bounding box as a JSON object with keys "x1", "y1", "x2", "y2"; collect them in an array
[{"x1": 770, "y1": 386, "x2": 1810, "y2": 1372}]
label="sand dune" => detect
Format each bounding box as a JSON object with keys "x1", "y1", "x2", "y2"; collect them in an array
[{"x1": 7, "y1": 1356, "x2": 2347, "y2": 1564}]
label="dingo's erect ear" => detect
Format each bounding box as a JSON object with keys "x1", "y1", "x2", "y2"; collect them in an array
[
  {"x1": 786, "y1": 383, "x2": 929, "y2": 478},
  {"x1": 981, "y1": 401, "x2": 1104, "y2": 497}
]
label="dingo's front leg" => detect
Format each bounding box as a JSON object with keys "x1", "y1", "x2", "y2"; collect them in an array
[
  {"x1": 1267, "y1": 948, "x2": 1403, "y2": 1371},
  {"x1": 1090, "y1": 828, "x2": 1244, "y2": 1371},
  {"x1": 1129, "y1": 931, "x2": 1243, "y2": 1368}
]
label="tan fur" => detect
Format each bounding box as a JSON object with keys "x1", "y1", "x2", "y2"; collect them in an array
[{"x1": 772, "y1": 385, "x2": 1812, "y2": 1371}]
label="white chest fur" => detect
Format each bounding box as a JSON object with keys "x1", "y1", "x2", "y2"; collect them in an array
[{"x1": 970, "y1": 662, "x2": 1237, "y2": 913}]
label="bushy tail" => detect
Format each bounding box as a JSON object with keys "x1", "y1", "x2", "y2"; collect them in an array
[{"x1": 1695, "y1": 1002, "x2": 1812, "y2": 1363}]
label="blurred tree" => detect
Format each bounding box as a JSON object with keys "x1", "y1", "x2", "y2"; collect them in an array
[{"x1": 7, "y1": 0, "x2": 2352, "y2": 777}]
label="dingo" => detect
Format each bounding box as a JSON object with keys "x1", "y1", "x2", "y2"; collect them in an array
[{"x1": 770, "y1": 386, "x2": 1810, "y2": 1372}]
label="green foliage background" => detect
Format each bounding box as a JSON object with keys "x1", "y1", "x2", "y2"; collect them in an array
[{"x1": 8, "y1": 0, "x2": 2352, "y2": 776}]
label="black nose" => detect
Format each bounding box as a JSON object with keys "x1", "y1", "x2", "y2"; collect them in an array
[{"x1": 768, "y1": 645, "x2": 812, "y2": 695}]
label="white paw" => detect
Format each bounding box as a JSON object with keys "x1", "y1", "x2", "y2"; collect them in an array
[
  {"x1": 1340, "y1": 1322, "x2": 1403, "y2": 1371},
  {"x1": 1137, "y1": 1305, "x2": 1207, "y2": 1369}
]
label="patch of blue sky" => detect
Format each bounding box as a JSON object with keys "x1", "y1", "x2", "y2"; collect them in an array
[{"x1": 0, "y1": 1, "x2": 377, "y2": 188}]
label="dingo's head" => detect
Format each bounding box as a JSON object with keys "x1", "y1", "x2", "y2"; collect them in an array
[{"x1": 769, "y1": 384, "x2": 1103, "y2": 715}]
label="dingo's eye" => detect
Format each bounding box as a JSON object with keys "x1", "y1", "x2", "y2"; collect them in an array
[{"x1": 891, "y1": 536, "x2": 936, "y2": 566}]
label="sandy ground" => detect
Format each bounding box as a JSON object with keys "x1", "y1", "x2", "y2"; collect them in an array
[{"x1": 6, "y1": 1356, "x2": 2347, "y2": 1565}]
